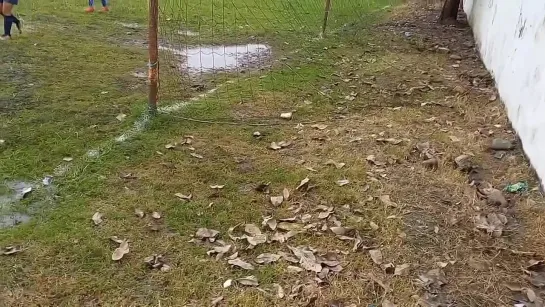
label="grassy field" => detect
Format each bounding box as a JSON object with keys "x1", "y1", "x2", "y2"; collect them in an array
[{"x1": 3, "y1": 1, "x2": 545, "y2": 306}]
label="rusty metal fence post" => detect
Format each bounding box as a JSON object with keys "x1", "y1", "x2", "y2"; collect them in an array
[
  {"x1": 148, "y1": 0, "x2": 159, "y2": 115},
  {"x1": 321, "y1": 0, "x2": 332, "y2": 38}
]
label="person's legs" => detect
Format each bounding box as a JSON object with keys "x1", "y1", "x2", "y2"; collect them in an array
[
  {"x1": 86, "y1": 0, "x2": 95, "y2": 12},
  {"x1": 2, "y1": 2, "x2": 14, "y2": 39},
  {"x1": 100, "y1": 0, "x2": 109, "y2": 12}
]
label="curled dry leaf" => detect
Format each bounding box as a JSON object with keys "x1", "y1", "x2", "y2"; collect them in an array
[
  {"x1": 210, "y1": 185, "x2": 225, "y2": 189},
  {"x1": 112, "y1": 240, "x2": 130, "y2": 261},
  {"x1": 134, "y1": 208, "x2": 145, "y2": 218},
  {"x1": 255, "y1": 253, "x2": 281, "y2": 264},
  {"x1": 262, "y1": 216, "x2": 277, "y2": 230},
  {"x1": 211, "y1": 296, "x2": 223, "y2": 306},
  {"x1": 336, "y1": 179, "x2": 350, "y2": 187},
  {"x1": 195, "y1": 228, "x2": 219, "y2": 240},
  {"x1": 283, "y1": 188, "x2": 290, "y2": 201},
  {"x1": 287, "y1": 265, "x2": 304, "y2": 273},
  {"x1": 296, "y1": 177, "x2": 310, "y2": 191},
  {"x1": 246, "y1": 234, "x2": 267, "y2": 246},
  {"x1": 311, "y1": 124, "x2": 328, "y2": 130},
  {"x1": 228, "y1": 258, "x2": 255, "y2": 270},
  {"x1": 237, "y1": 275, "x2": 259, "y2": 286},
  {"x1": 144, "y1": 254, "x2": 171, "y2": 272},
  {"x1": 376, "y1": 138, "x2": 402, "y2": 145},
  {"x1": 223, "y1": 279, "x2": 233, "y2": 288},
  {"x1": 190, "y1": 153, "x2": 204, "y2": 159},
  {"x1": 383, "y1": 263, "x2": 395, "y2": 274},
  {"x1": 325, "y1": 159, "x2": 346, "y2": 169},
  {"x1": 369, "y1": 249, "x2": 383, "y2": 265},
  {"x1": 92, "y1": 212, "x2": 103, "y2": 226},
  {"x1": 2, "y1": 246, "x2": 24, "y2": 256},
  {"x1": 380, "y1": 195, "x2": 397, "y2": 208},
  {"x1": 474, "y1": 213, "x2": 507, "y2": 237},
  {"x1": 174, "y1": 193, "x2": 192, "y2": 201},
  {"x1": 270, "y1": 196, "x2": 284, "y2": 206},
  {"x1": 273, "y1": 283, "x2": 285, "y2": 299},
  {"x1": 366, "y1": 155, "x2": 385, "y2": 166},
  {"x1": 244, "y1": 224, "x2": 262, "y2": 236},
  {"x1": 330, "y1": 226, "x2": 350, "y2": 236},
  {"x1": 151, "y1": 211, "x2": 161, "y2": 219}
]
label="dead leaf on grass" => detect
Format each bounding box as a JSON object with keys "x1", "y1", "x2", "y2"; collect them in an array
[
  {"x1": 237, "y1": 275, "x2": 259, "y2": 286},
  {"x1": 280, "y1": 112, "x2": 293, "y2": 119},
  {"x1": 210, "y1": 185, "x2": 225, "y2": 189},
  {"x1": 211, "y1": 296, "x2": 223, "y2": 306},
  {"x1": 246, "y1": 234, "x2": 268, "y2": 246},
  {"x1": 296, "y1": 177, "x2": 310, "y2": 191},
  {"x1": 283, "y1": 188, "x2": 290, "y2": 200},
  {"x1": 380, "y1": 195, "x2": 397, "y2": 208},
  {"x1": 262, "y1": 216, "x2": 277, "y2": 230},
  {"x1": 480, "y1": 187, "x2": 507, "y2": 206},
  {"x1": 311, "y1": 124, "x2": 328, "y2": 130},
  {"x1": 370, "y1": 221, "x2": 379, "y2": 231},
  {"x1": 270, "y1": 196, "x2": 284, "y2": 206},
  {"x1": 366, "y1": 155, "x2": 385, "y2": 166},
  {"x1": 382, "y1": 299, "x2": 397, "y2": 307},
  {"x1": 394, "y1": 263, "x2": 410, "y2": 276},
  {"x1": 369, "y1": 249, "x2": 383, "y2": 265},
  {"x1": 336, "y1": 179, "x2": 350, "y2": 187},
  {"x1": 289, "y1": 246, "x2": 322, "y2": 273},
  {"x1": 383, "y1": 263, "x2": 395, "y2": 274},
  {"x1": 474, "y1": 213, "x2": 507, "y2": 237},
  {"x1": 330, "y1": 226, "x2": 351, "y2": 236},
  {"x1": 1, "y1": 246, "x2": 23, "y2": 256},
  {"x1": 376, "y1": 138, "x2": 402, "y2": 145},
  {"x1": 174, "y1": 193, "x2": 192, "y2": 201},
  {"x1": 244, "y1": 224, "x2": 262, "y2": 236},
  {"x1": 368, "y1": 273, "x2": 389, "y2": 292},
  {"x1": 223, "y1": 279, "x2": 233, "y2": 288},
  {"x1": 325, "y1": 159, "x2": 345, "y2": 169},
  {"x1": 190, "y1": 153, "x2": 204, "y2": 159},
  {"x1": 92, "y1": 212, "x2": 103, "y2": 225},
  {"x1": 278, "y1": 222, "x2": 303, "y2": 232},
  {"x1": 134, "y1": 208, "x2": 145, "y2": 218},
  {"x1": 287, "y1": 265, "x2": 304, "y2": 273},
  {"x1": 144, "y1": 254, "x2": 171, "y2": 272},
  {"x1": 228, "y1": 258, "x2": 255, "y2": 270},
  {"x1": 255, "y1": 253, "x2": 281, "y2": 264},
  {"x1": 112, "y1": 240, "x2": 130, "y2": 261},
  {"x1": 418, "y1": 268, "x2": 447, "y2": 289},
  {"x1": 195, "y1": 228, "x2": 220, "y2": 241},
  {"x1": 273, "y1": 283, "x2": 285, "y2": 299}
]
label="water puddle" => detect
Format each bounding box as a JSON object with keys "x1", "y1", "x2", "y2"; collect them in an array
[
  {"x1": 0, "y1": 179, "x2": 55, "y2": 229},
  {"x1": 159, "y1": 44, "x2": 271, "y2": 75}
]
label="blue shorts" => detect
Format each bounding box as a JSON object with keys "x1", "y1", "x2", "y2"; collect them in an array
[{"x1": 0, "y1": 0, "x2": 19, "y2": 4}]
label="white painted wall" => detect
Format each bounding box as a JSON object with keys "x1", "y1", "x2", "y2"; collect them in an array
[{"x1": 464, "y1": 0, "x2": 545, "y2": 186}]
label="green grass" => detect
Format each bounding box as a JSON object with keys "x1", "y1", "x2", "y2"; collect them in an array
[{"x1": 0, "y1": 0, "x2": 400, "y2": 305}]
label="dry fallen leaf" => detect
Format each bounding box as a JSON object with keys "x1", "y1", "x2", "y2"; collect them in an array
[
  {"x1": 376, "y1": 138, "x2": 402, "y2": 145},
  {"x1": 418, "y1": 268, "x2": 448, "y2": 288},
  {"x1": 262, "y1": 216, "x2": 277, "y2": 230},
  {"x1": 283, "y1": 188, "x2": 290, "y2": 201},
  {"x1": 336, "y1": 179, "x2": 350, "y2": 187},
  {"x1": 1, "y1": 246, "x2": 24, "y2": 256},
  {"x1": 174, "y1": 193, "x2": 192, "y2": 201},
  {"x1": 112, "y1": 240, "x2": 130, "y2": 261},
  {"x1": 211, "y1": 296, "x2": 223, "y2": 306},
  {"x1": 474, "y1": 213, "x2": 507, "y2": 237},
  {"x1": 296, "y1": 177, "x2": 310, "y2": 191},
  {"x1": 151, "y1": 211, "x2": 161, "y2": 219},
  {"x1": 246, "y1": 234, "x2": 267, "y2": 246},
  {"x1": 369, "y1": 249, "x2": 383, "y2": 265},
  {"x1": 287, "y1": 265, "x2": 304, "y2": 273},
  {"x1": 255, "y1": 253, "x2": 281, "y2": 264},
  {"x1": 369, "y1": 221, "x2": 379, "y2": 231},
  {"x1": 379, "y1": 195, "x2": 397, "y2": 208},
  {"x1": 325, "y1": 159, "x2": 345, "y2": 169},
  {"x1": 394, "y1": 263, "x2": 410, "y2": 276},
  {"x1": 195, "y1": 228, "x2": 219, "y2": 241},
  {"x1": 237, "y1": 275, "x2": 259, "y2": 286},
  {"x1": 190, "y1": 153, "x2": 204, "y2": 159},
  {"x1": 92, "y1": 212, "x2": 103, "y2": 226},
  {"x1": 311, "y1": 124, "x2": 328, "y2": 130},
  {"x1": 228, "y1": 258, "x2": 255, "y2": 270},
  {"x1": 223, "y1": 279, "x2": 233, "y2": 288},
  {"x1": 273, "y1": 283, "x2": 285, "y2": 299},
  {"x1": 270, "y1": 196, "x2": 284, "y2": 206},
  {"x1": 134, "y1": 208, "x2": 145, "y2": 218},
  {"x1": 280, "y1": 112, "x2": 293, "y2": 119},
  {"x1": 210, "y1": 185, "x2": 225, "y2": 189},
  {"x1": 244, "y1": 224, "x2": 262, "y2": 236}
]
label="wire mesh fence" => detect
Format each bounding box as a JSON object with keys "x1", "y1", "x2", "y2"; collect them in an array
[{"x1": 18, "y1": 0, "x2": 401, "y2": 114}]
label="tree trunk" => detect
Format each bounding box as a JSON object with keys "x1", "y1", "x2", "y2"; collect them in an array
[{"x1": 439, "y1": 0, "x2": 461, "y2": 23}]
